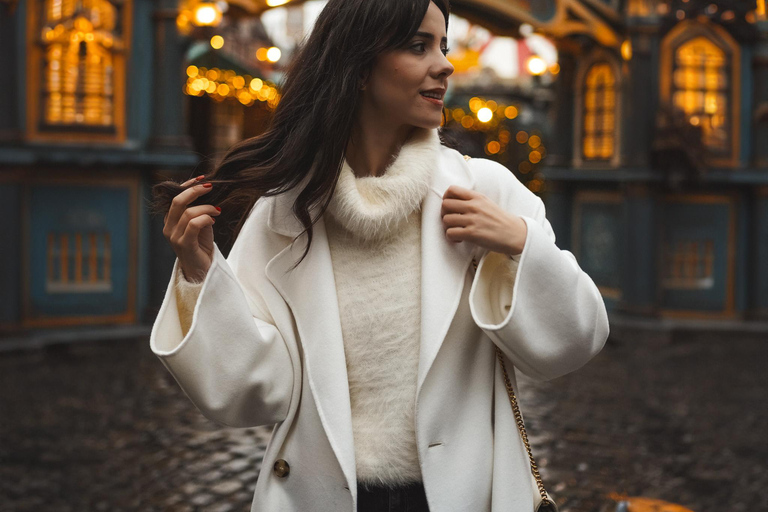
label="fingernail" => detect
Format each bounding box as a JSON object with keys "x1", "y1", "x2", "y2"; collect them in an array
[
  {"x1": 202, "y1": 183, "x2": 212, "y2": 188},
  {"x1": 195, "y1": 175, "x2": 205, "y2": 181},
  {"x1": 214, "y1": 206, "x2": 221, "y2": 212}
]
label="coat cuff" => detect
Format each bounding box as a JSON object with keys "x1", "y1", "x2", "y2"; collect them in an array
[
  {"x1": 174, "y1": 264, "x2": 205, "y2": 337},
  {"x1": 149, "y1": 242, "x2": 293, "y2": 427},
  {"x1": 468, "y1": 215, "x2": 609, "y2": 381}
]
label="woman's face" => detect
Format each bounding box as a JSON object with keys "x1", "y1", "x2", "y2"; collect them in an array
[{"x1": 360, "y1": 1, "x2": 454, "y2": 130}]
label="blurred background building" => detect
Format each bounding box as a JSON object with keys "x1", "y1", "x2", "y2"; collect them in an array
[{"x1": 0, "y1": 0, "x2": 766, "y2": 347}]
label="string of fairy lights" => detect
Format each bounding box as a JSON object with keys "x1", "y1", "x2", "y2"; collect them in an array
[{"x1": 184, "y1": 65, "x2": 281, "y2": 108}]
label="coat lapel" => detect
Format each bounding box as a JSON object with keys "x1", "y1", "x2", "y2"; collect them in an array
[
  {"x1": 416, "y1": 147, "x2": 479, "y2": 397},
  {"x1": 263, "y1": 143, "x2": 478, "y2": 491},
  {"x1": 264, "y1": 184, "x2": 357, "y2": 493}
]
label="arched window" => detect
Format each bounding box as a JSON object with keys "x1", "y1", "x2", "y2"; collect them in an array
[
  {"x1": 27, "y1": 0, "x2": 131, "y2": 142},
  {"x1": 671, "y1": 37, "x2": 729, "y2": 152},
  {"x1": 582, "y1": 62, "x2": 617, "y2": 162},
  {"x1": 660, "y1": 20, "x2": 740, "y2": 167}
]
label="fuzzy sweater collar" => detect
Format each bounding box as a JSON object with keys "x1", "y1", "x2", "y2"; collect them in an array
[{"x1": 325, "y1": 127, "x2": 440, "y2": 242}]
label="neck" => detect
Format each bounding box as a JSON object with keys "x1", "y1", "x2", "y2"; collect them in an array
[{"x1": 345, "y1": 117, "x2": 418, "y2": 178}]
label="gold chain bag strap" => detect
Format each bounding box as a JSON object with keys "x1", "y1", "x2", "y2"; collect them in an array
[
  {"x1": 461, "y1": 159, "x2": 559, "y2": 512},
  {"x1": 470, "y1": 255, "x2": 559, "y2": 512},
  {"x1": 494, "y1": 345, "x2": 559, "y2": 512}
]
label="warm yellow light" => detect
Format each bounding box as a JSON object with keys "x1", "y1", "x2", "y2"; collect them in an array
[
  {"x1": 505, "y1": 106, "x2": 518, "y2": 119},
  {"x1": 177, "y1": 13, "x2": 190, "y2": 30},
  {"x1": 232, "y1": 76, "x2": 245, "y2": 89},
  {"x1": 621, "y1": 39, "x2": 633, "y2": 61},
  {"x1": 74, "y1": 17, "x2": 93, "y2": 32},
  {"x1": 529, "y1": 151, "x2": 542, "y2": 164},
  {"x1": 217, "y1": 83, "x2": 230, "y2": 96},
  {"x1": 206, "y1": 68, "x2": 219, "y2": 80},
  {"x1": 469, "y1": 97, "x2": 483, "y2": 113},
  {"x1": 549, "y1": 63, "x2": 560, "y2": 74},
  {"x1": 461, "y1": 116, "x2": 474, "y2": 129},
  {"x1": 452, "y1": 108, "x2": 465, "y2": 122},
  {"x1": 516, "y1": 131, "x2": 529, "y2": 144},
  {"x1": 266, "y1": 47, "x2": 282, "y2": 63},
  {"x1": 210, "y1": 35, "x2": 224, "y2": 49},
  {"x1": 250, "y1": 78, "x2": 263, "y2": 91},
  {"x1": 186, "y1": 65, "x2": 199, "y2": 77},
  {"x1": 477, "y1": 108, "x2": 493, "y2": 123},
  {"x1": 486, "y1": 100, "x2": 497, "y2": 112},
  {"x1": 194, "y1": 3, "x2": 222, "y2": 26},
  {"x1": 487, "y1": 141, "x2": 501, "y2": 154},
  {"x1": 526, "y1": 56, "x2": 547, "y2": 76},
  {"x1": 267, "y1": 0, "x2": 290, "y2": 5},
  {"x1": 528, "y1": 135, "x2": 541, "y2": 149}
]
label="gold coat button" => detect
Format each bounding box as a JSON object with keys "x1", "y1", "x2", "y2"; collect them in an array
[{"x1": 273, "y1": 458, "x2": 290, "y2": 478}]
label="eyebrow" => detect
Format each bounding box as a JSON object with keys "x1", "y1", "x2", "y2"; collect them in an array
[{"x1": 414, "y1": 31, "x2": 448, "y2": 44}]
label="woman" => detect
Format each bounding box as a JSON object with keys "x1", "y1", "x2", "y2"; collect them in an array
[{"x1": 149, "y1": 0, "x2": 609, "y2": 511}]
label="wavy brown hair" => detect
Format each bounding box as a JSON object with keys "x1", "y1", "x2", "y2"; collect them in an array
[{"x1": 150, "y1": 0, "x2": 456, "y2": 270}]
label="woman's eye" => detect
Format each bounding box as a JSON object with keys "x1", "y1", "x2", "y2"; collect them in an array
[{"x1": 411, "y1": 43, "x2": 451, "y2": 56}]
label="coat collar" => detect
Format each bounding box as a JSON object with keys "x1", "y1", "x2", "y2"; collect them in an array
[
  {"x1": 324, "y1": 127, "x2": 438, "y2": 242},
  {"x1": 266, "y1": 132, "x2": 475, "y2": 238},
  {"x1": 264, "y1": 135, "x2": 478, "y2": 497}
]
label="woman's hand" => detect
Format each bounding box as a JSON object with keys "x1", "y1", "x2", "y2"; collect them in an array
[
  {"x1": 163, "y1": 175, "x2": 222, "y2": 282},
  {"x1": 440, "y1": 185, "x2": 527, "y2": 256}
]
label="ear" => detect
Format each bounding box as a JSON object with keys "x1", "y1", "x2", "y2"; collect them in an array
[{"x1": 358, "y1": 68, "x2": 370, "y2": 90}]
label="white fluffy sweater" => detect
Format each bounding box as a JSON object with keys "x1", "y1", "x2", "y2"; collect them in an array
[{"x1": 175, "y1": 127, "x2": 441, "y2": 485}]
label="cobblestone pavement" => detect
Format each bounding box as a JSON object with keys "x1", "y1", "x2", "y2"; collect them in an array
[{"x1": 0, "y1": 331, "x2": 765, "y2": 512}]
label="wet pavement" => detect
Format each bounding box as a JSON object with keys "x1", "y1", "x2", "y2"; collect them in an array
[{"x1": 0, "y1": 331, "x2": 765, "y2": 512}]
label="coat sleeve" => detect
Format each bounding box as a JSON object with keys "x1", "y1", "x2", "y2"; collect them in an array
[
  {"x1": 149, "y1": 239, "x2": 294, "y2": 428},
  {"x1": 468, "y1": 187, "x2": 610, "y2": 382}
]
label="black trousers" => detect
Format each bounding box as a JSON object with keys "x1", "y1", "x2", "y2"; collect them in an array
[{"x1": 356, "y1": 481, "x2": 430, "y2": 512}]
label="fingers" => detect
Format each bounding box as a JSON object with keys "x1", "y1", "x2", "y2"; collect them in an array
[
  {"x1": 442, "y1": 212, "x2": 470, "y2": 228},
  {"x1": 181, "y1": 174, "x2": 206, "y2": 187},
  {"x1": 440, "y1": 197, "x2": 473, "y2": 217},
  {"x1": 165, "y1": 181, "x2": 213, "y2": 236},
  {"x1": 166, "y1": 204, "x2": 221, "y2": 247},
  {"x1": 179, "y1": 212, "x2": 217, "y2": 247},
  {"x1": 445, "y1": 226, "x2": 468, "y2": 243},
  {"x1": 442, "y1": 185, "x2": 474, "y2": 201}
]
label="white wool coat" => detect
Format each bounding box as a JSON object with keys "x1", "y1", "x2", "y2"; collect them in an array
[{"x1": 149, "y1": 136, "x2": 610, "y2": 512}]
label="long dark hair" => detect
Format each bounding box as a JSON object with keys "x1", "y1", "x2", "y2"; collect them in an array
[{"x1": 150, "y1": 0, "x2": 455, "y2": 270}]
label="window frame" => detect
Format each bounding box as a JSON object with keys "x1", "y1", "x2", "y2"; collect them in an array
[
  {"x1": 659, "y1": 19, "x2": 741, "y2": 168},
  {"x1": 573, "y1": 48, "x2": 623, "y2": 169},
  {"x1": 25, "y1": 0, "x2": 133, "y2": 144}
]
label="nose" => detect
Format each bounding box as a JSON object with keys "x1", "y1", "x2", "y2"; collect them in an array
[{"x1": 438, "y1": 53, "x2": 454, "y2": 78}]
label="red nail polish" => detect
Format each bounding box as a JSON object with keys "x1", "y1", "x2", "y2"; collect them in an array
[
  {"x1": 202, "y1": 183, "x2": 212, "y2": 188},
  {"x1": 214, "y1": 206, "x2": 221, "y2": 212},
  {"x1": 195, "y1": 175, "x2": 205, "y2": 181}
]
